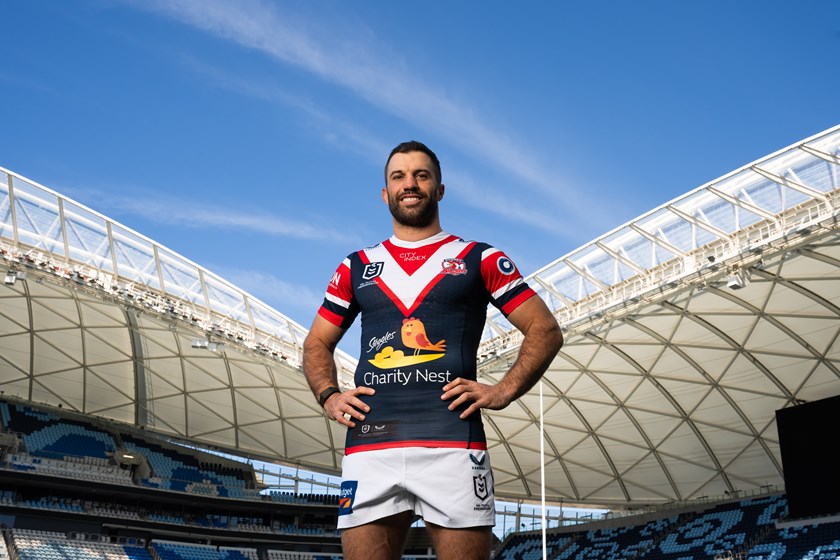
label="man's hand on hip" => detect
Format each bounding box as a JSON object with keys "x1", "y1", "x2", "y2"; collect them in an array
[{"x1": 324, "y1": 387, "x2": 376, "y2": 427}]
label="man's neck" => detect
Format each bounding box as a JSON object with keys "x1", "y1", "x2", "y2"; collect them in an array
[{"x1": 391, "y1": 221, "x2": 443, "y2": 242}]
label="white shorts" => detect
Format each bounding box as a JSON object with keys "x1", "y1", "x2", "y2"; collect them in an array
[{"x1": 337, "y1": 447, "x2": 495, "y2": 530}]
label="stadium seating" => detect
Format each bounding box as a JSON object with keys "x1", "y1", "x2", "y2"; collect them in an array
[
  {"x1": 0, "y1": 400, "x2": 345, "y2": 509},
  {"x1": 9, "y1": 398, "x2": 840, "y2": 560},
  {"x1": 9, "y1": 529, "x2": 153, "y2": 560},
  {"x1": 747, "y1": 519, "x2": 840, "y2": 559},
  {"x1": 1, "y1": 402, "x2": 117, "y2": 460},
  {"x1": 122, "y1": 435, "x2": 256, "y2": 497},
  {"x1": 152, "y1": 540, "x2": 259, "y2": 559},
  {"x1": 492, "y1": 494, "x2": 840, "y2": 560}
]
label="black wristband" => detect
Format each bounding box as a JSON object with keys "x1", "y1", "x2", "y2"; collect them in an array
[{"x1": 318, "y1": 386, "x2": 341, "y2": 407}]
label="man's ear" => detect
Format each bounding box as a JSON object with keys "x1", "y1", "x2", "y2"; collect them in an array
[
  {"x1": 381, "y1": 187, "x2": 389, "y2": 205},
  {"x1": 437, "y1": 183, "x2": 445, "y2": 201}
]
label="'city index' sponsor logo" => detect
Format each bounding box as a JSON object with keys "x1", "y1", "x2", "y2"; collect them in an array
[
  {"x1": 400, "y1": 251, "x2": 427, "y2": 262},
  {"x1": 339, "y1": 480, "x2": 358, "y2": 516}
]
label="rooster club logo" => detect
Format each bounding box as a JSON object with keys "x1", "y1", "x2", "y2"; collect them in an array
[
  {"x1": 363, "y1": 262, "x2": 383, "y2": 280},
  {"x1": 441, "y1": 258, "x2": 467, "y2": 275}
]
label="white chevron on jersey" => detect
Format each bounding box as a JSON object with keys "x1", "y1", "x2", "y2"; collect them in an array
[{"x1": 363, "y1": 235, "x2": 473, "y2": 316}]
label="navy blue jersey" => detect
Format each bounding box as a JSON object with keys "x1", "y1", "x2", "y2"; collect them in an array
[{"x1": 318, "y1": 232, "x2": 536, "y2": 454}]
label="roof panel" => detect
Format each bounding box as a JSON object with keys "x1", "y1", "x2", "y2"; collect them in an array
[{"x1": 3, "y1": 125, "x2": 840, "y2": 507}]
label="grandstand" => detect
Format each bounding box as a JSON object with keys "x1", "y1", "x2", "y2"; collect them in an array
[{"x1": 2, "y1": 124, "x2": 840, "y2": 558}]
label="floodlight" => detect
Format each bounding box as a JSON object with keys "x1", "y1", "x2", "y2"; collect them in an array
[
  {"x1": 5, "y1": 271, "x2": 27, "y2": 285},
  {"x1": 191, "y1": 339, "x2": 224, "y2": 352},
  {"x1": 727, "y1": 268, "x2": 750, "y2": 290}
]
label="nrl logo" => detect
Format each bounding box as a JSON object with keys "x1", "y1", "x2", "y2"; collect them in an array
[
  {"x1": 363, "y1": 262, "x2": 384, "y2": 280},
  {"x1": 473, "y1": 473, "x2": 489, "y2": 500}
]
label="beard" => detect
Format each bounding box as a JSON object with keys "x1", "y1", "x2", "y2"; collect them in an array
[{"x1": 387, "y1": 187, "x2": 440, "y2": 228}]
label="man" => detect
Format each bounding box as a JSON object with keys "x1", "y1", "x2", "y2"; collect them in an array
[{"x1": 303, "y1": 141, "x2": 563, "y2": 560}]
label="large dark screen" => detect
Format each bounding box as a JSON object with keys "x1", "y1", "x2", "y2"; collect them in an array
[{"x1": 776, "y1": 394, "x2": 840, "y2": 519}]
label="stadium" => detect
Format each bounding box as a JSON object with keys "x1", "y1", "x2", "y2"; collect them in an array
[{"x1": 1, "y1": 124, "x2": 839, "y2": 559}]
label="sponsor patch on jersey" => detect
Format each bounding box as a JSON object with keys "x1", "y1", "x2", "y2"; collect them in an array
[
  {"x1": 399, "y1": 251, "x2": 427, "y2": 263},
  {"x1": 496, "y1": 256, "x2": 516, "y2": 275},
  {"x1": 356, "y1": 420, "x2": 394, "y2": 439},
  {"x1": 339, "y1": 480, "x2": 358, "y2": 515},
  {"x1": 363, "y1": 262, "x2": 383, "y2": 280},
  {"x1": 441, "y1": 258, "x2": 467, "y2": 275}
]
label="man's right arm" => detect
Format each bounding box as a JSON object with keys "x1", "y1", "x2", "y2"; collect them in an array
[{"x1": 303, "y1": 314, "x2": 374, "y2": 427}]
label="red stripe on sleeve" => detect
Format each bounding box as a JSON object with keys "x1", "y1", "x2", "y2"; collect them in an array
[
  {"x1": 500, "y1": 287, "x2": 537, "y2": 315},
  {"x1": 318, "y1": 306, "x2": 345, "y2": 327}
]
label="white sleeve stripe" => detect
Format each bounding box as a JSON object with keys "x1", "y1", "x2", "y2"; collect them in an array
[
  {"x1": 491, "y1": 277, "x2": 524, "y2": 300},
  {"x1": 481, "y1": 247, "x2": 501, "y2": 261},
  {"x1": 325, "y1": 292, "x2": 350, "y2": 309}
]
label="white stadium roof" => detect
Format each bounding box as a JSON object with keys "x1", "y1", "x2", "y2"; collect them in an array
[{"x1": 2, "y1": 124, "x2": 840, "y2": 508}]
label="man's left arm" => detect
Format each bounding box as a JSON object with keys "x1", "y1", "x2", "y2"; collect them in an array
[{"x1": 441, "y1": 295, "x2": 564, "y2": 419}]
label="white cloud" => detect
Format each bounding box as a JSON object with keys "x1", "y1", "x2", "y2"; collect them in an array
[
  {"x1": 177, "y1": 55, "x2": 392, "y2": 165},
  {"x1": 121, "y1": 0, "x2": 599, "y2": 225},
  {"x1": 216, "y1": 267, "x2": 323, "y2": 319},
  {"x1": 64, "y1": 185, "x2": 359, "y2": 245},
  {"x1": 444, "y1": 170, "x2": 581, "y2": 237}
]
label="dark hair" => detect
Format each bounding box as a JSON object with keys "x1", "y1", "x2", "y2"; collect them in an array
[{"x1": 384, "y1": 141, "x2": 442, "y2": 183}]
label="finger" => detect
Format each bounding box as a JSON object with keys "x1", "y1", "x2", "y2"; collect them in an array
[
  {"x1": 442, "y1": 377, "x2": 466, "y2": 392},
  {"x1": 335, "y1": 413, "x2": 356, "y2": 428},
  {"x1": 347, "y1": 396, "x2": 372, "y2": 414},
  {"x1": 441, "y1": 381, "x2": 474, "y2": 402},
  {"x1": 441, "y1": 387, "x2": 468, "y2": 404},
  {"x1": 349, "y1": 388, "x2": 375, "y2": 411},
  {"x1": 460, "y1": 402, "x2": 481, "y2": 419},
  {"x1": 446, "y1": 391, "x2": 477, "y2": 411},
  {"x1": 331, "y1": 397, "x2": 370, "y2": 420}
]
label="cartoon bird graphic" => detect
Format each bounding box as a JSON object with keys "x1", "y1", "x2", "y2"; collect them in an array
[{"x1": 401, "y1": 317, "x2": 446, "y2": 355}]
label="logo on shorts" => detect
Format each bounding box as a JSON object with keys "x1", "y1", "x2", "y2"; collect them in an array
[
  {"x1": 339, "y1": 480, "x2": 358, "y2": 516},
  {"x1": 473, "y1": 473, "x2": 490, "y2": 500},
  {"x1": 363, "y1": 262, "x2": 383, "y2": 280},
  {"x1": 469, "y1": 453, "x2": 486, "y2": 468}
]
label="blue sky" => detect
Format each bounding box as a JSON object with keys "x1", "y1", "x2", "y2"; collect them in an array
[{"x1": 2, "y1": 0, "x2": 839, "y2": 356}]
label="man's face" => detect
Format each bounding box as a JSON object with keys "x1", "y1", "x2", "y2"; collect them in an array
[{"x1": 382, "y1": 151, "x2": 444, "y2": 228}]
